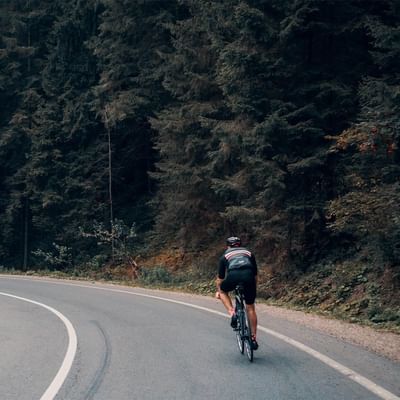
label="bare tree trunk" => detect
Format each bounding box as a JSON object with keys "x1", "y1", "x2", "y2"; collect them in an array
[
  {"x1": 23, "y1": 199, "x2": 29, "y2": 270},
  {"x1": 104, "y1": 107, "x2": 114, "y2": 262},
  {"x1": 127, "y1": 257, "x2": 139, "y2": 280},
  {"x1": 23, "y1": 0, "x2": 31, "y2": 271}
]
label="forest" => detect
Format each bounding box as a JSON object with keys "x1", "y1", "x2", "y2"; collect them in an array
[{"x1": 1, "y1": 0, "x2": 399, "y2": 324}]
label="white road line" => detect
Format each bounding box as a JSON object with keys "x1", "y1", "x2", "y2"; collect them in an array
[
  {"x1": 0, "y1": 291, "x2": 78, "y2": 400},
  {"x1": 1, "y1": 276, "x2": 399, "y2": 400}
]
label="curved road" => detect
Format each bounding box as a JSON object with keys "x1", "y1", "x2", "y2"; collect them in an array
[{"x1": 0, "y1": 276, "x2": 399, "y2": 400}]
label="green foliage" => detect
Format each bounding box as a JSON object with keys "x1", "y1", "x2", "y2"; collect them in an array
[
  {"x1": 81, "y1": 254, "x2": 109, "y2": 272},
  {"x1": 327, "y1": 183, "x2": 400, "y2": 236},
  {"x1": 32, "y1": 242, "x2": 73, "y2": 270},
  {"x1": 79, "y1": 219, "x2": 138, "y2": 265},
  {"x1": 138, "y1": 266, "x2": 174, "y2": 285},
  {"x1": 265, "y1": 260, "x2": 399, "y2": 328}
]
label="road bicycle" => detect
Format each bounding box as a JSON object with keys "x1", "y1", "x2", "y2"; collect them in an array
[{"x1": 234, "y1": 284, "x2": 253, "y2": 362}]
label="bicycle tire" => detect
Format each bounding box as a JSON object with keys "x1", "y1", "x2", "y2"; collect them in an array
[
  {"x1": 236, "y1": 309, "x2": 244, "y2": 354},
  {"x1": 244, "y1": 311, "x2": 253, "y2": 362}
]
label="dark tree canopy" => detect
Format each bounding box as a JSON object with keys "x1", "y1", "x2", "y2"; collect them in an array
[{"x1": 0, "y1": 0, "x2": 398, "y2": 284}]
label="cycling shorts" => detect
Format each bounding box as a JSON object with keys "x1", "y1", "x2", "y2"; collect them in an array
[{"x1": 220, "y1": 269, "x2": 256, "y2": 305}]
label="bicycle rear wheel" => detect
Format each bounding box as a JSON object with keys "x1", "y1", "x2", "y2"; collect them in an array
[
  {"x1": 244, "y1": 312, "x2": 253, "y2": 362},
  {"x1": 236, "y1": 311, "x2": 244, "y2": 354}
]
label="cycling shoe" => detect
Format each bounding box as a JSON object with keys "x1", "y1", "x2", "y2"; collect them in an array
[
  {"x1": 230, "y1": 314, "x2": 238, "y2": 329},
  {"x1": 251, "y1": 336, "x2": 259, "y2": 350}
]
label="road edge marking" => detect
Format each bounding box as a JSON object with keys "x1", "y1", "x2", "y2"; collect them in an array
[{"x1": 0, "y1": 291, "x2": 78, "y2": 400}]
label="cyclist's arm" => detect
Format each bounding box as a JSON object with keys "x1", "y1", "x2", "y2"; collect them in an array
[
  {"x1": 251, "y1": 254, "x2": 258, "y2": 274},
  {"x1": 251, "y1": 254, "x2": 258, "y2": 286},
  {"x1": 216, "y1": 257, "x2": 226, "y2": 295}
]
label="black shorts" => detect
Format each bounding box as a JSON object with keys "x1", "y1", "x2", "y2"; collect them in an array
[{"x1": 220, "y1": 269, "x2": 256, "y2": 305}]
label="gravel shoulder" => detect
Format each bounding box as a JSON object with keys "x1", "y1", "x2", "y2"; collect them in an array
[{"x1": 256, "y1": 302, "x2": 400, "y2": 363}]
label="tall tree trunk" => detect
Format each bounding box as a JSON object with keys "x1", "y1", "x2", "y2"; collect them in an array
[
  {"x1": 23, "y1": 198, "x2": 29, "y2": 270},
  {"x1": 104, "y1": 107, "x2": 114, "y2": 262},
  {"x1": 23, "y1": 0, "x2": 31, "y2": 270}
]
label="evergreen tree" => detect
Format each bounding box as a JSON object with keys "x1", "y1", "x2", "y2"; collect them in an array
[
  {"x1": 28, "y1": 0, "x2": 105, "y2": 265},
  {"x1": 327, "y1": 0, "x2": 400, "y2": 266},
  {"x1": 0, "y1": 0, "x2": 55, "y2": 267},
  {"x1": 89, "y1": 0, "x2": 178, "y2": 242},
  {"x1": 151, "y1": 0, "x2": 395, "y2": 271},
  {"x1": 150, "y1": 0, "x2": 233, "y2": 249}
]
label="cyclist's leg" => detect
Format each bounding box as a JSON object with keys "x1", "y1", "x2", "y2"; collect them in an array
[
  {"x1": 220, "y1": 275, "x2": 235, "y2": 316},
  {"x1": 245, "y1": 303, "x2": 257, "y2": 338},
  {"x1": 219, "y1": 290, "x2": 234, "y2": 316},
  {"x1": 242, "y1": 270, "x2": 258, "y2": 344}
]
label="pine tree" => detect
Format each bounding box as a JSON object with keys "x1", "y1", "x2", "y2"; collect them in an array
[
  {"x1": 150, "y1": 0, "x2": 233, "y2": 249},
  {"x1": 28, "y1": 0, "x2": 106, "y2": 265},
  {"x1": 0, "y1": 0, "x2": 55, "y2": 267},
  {"x1": 327, "y1": 0, "x2": 400, "y2": 265},
  {"x1": 89, "y1": 0, "x2": 179, "y2": 246}
]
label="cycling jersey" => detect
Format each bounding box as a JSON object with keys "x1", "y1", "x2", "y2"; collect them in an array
[
  {"x1": 218, "y1": 246, "x2": 258, "y2": 304},
  {"x1": 218, "y1": 247, "x2": 257, "y2": 279}
]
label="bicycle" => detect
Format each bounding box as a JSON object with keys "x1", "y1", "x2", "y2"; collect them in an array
[{"x1": 234, "y1": 284, "x2": 253, "y2": 362}]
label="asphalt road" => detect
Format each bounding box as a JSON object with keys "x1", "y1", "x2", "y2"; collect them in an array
[{"x1": 0, "y1": 276, "x2": 399, "y2": 400}]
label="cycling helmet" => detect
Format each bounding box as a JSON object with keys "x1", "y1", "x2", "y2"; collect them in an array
[{"x1": 226, "y1": 236, "x2": 241, "y2": 247}]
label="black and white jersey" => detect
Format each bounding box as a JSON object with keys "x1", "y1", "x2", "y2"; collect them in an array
[{"x1": 218, "y1": 247, "x2": 257, "y2": 279}]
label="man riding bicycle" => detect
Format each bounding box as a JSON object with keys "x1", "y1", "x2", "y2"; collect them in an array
[{"x1": 216, "y1": 236, "x2": 258, "y2": 350}]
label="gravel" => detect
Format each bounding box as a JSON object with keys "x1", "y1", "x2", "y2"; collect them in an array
[{"x1": 258, "y1": 303, "x2": 400, "y2": 362}]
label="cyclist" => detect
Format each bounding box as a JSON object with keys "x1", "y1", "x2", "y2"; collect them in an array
[{"x1": 216, "y1": 236, "x2": 258, "y2": 350}]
